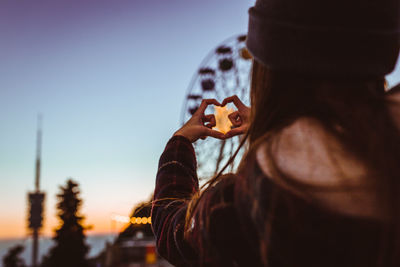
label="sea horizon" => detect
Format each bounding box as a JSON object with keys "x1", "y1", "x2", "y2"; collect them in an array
[{"x1": 0, "y1": 233, "x2": 116, "y2": 267}]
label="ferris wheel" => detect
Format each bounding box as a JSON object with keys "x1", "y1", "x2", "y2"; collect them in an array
[{"x1": 181, "y1": 34, "x2": 253, "y2": 180}]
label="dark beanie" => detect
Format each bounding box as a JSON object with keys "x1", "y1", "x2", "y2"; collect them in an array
[{"x1": 247, "y1": 0, "x2": 400, "y2": 76}]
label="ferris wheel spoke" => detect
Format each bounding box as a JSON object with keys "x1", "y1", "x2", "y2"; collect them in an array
[
  {"x1": 233, "y1": 61, "x2": 241, "y2": 90},
  {"x1": 214, "y1": 139, "x2": 227, "y2": 176},
  {"x1": 228, "y1": 138, "x2": 235, "y2": 172},
  {"x1": 220, "y1": 74, "x2": 231, "y2": 97}
]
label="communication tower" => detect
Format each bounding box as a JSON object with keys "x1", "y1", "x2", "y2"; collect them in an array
[{"x1": 27, "y1": 115, "x2": 45, "y2": 267}]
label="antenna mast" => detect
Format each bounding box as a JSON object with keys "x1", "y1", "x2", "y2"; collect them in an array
[
  {"x1": 28, "y1": 115, "x2": 45, "y2": 267},
  {"x1": 35, "y1": 114, "x2": 42, "y2": 192}
]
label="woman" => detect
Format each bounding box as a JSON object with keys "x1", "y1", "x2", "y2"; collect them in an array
[{"x1": 151, "y1": 0, "x2": 400, "y2": 266}]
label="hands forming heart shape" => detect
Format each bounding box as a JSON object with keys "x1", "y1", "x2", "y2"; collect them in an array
[{"x1": 173, "y1": 95, "x2": 250, "y2": 143}]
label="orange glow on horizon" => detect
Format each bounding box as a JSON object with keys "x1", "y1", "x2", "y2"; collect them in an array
[{"x1": 0, "y1": 215, "x2": 127, "y2": 239}]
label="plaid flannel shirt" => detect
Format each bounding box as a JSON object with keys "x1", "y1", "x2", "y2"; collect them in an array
[
  {"x1": 152, "y1": 136, "x2": 256, "y2": 267},
  {"x1": 151, "y1": 135, "x2": 200, "y2": 266}
]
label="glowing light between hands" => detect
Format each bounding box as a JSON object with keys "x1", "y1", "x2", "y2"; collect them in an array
[{"x1": 213, "y1": 106, "x2": 235, "y2": 134}]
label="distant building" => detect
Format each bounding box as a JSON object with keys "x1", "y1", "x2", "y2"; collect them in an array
[{"x1": 91, "y1": 202, "x2": 172, "y2": 267}]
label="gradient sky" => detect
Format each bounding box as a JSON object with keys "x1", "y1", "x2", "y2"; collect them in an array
[
  {"x1": 1, "y1": 0, "x2": 400, "y2": 239},
  {"x1": 0, "y1": 0, "x2": 256, "y2": 238}
]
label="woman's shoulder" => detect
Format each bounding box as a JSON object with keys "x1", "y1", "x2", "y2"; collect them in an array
[
  {"x1": 256, "y1": 117, "x2": 367, "y2": 186},
  {"x1": 255, "y1": 117, "x2": 381, "y2": 219}
]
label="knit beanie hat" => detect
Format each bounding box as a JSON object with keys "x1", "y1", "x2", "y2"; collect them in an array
[{"x1": 246, "y1": 0, "x2": 400, "y2": 76}]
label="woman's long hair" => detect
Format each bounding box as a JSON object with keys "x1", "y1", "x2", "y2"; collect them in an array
[{"x1": 185, "y1": 60, "x2": 400, "y2": 266}]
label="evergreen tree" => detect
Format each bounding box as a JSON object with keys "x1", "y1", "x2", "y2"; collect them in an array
[
  {"x1": 2, "y1": 245, "x2": 26, "y2": 267},
  {"x1": 41, "y1": 179, "x2": 90, "y2": 267}
]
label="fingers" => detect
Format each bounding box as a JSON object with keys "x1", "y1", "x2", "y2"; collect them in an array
[
  {"x1": 225, "y1": 126, "x2": 246, "y2": 138},
  {"x1": 228, "y1": 111, "x2": 242, "y2": 127},
  {"x1": 198, "y1": 126, "x2": 225, "y2": 141},
  {"x1": 197, "y1": 99, "x2": 221, "y2": 115},
  {"x1": 203, "y1": 114, "x2": 216, "y2": 128},
  {"x1": 221, "y1": 95, "x2": 246, "y2": 109},
  {"x1": 205, "y1": 128, "x2": 226, "y2": 140}
]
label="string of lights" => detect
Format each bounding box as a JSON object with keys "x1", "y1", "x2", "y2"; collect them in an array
[{"x1": 111, "y1": 214, "x2": 152, "y2": 225}]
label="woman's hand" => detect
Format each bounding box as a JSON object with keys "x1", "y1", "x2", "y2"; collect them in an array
[
  {"x1": 173, "y1": 99, "x2": 226, "y2": 143},
  {"x1": 221, "y1": 95, "x2": 250, "y2": 138}
]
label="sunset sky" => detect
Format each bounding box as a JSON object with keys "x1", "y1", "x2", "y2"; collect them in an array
[
  {"x1": 0, "y1": 0, "x2": 257, "y2": 239},
  {"x1": 1, "y1": 0, "x2": 400, "y2": 240}
]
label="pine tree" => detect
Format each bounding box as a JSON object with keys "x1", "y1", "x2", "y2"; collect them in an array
[
  {"x1": 3, "y1": 245, "x2": 26, "y2": 267},
  {"x1": 41, "y1": 179, "x2": 90, "y2": 267}
]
